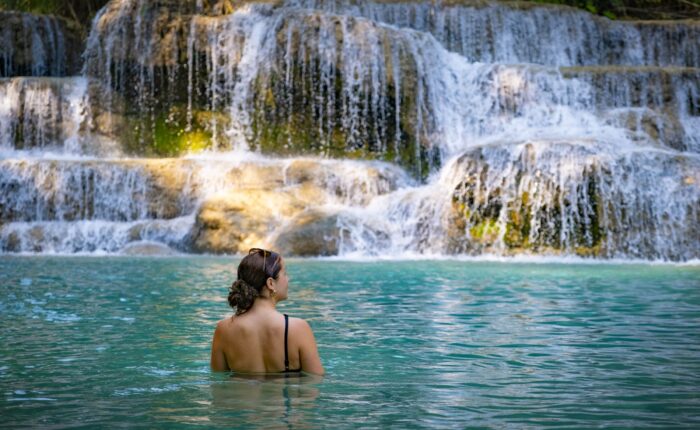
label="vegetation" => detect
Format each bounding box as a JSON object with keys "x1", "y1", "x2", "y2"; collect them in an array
[
  {"x1": 1, "y1": 0, "x2": 698, "y2": 25},
  {"x1": 0, "y1": 0, "x2": 109, "y2": 27},
  {"x1": 522, "y1": 0, "x2": 700, "y2": 20}
]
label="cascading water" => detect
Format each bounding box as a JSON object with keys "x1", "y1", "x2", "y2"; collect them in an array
[
  {"x1": 285, "y1": 0, "x2": 700, "y2": 68},
  {"x1": 0, "y1": 77, "x2": 91, "y2": 153},
  {"x1": 0, "y1": 12, "x2": 80, "y2": 77},
  {"x1": 0, "y1": 0, "x2": 698, "y2": 260}
]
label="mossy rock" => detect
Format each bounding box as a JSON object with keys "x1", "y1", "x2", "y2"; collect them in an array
[
  {"x1": 247, "y1": 13, "x2": 441, "y2": 180},
  {"x1": 119, "y1": 105, "x2": 228, "y2": 156},
  {"x1": 448, "y1": 145, "x2": 607, "y2": 256}
]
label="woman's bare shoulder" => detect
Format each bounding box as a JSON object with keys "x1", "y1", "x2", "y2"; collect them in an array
[
  {"x1": 288, "y1": 316, "x2": 311, "y2": 327},
  {"x1": 288, "y1": 316, "x2": 315, "y2": 337},
  {"x1": 216, "y1": 316, "x2": 233, "y2": 325},
  {"x1": 215, "y1": 316, "x2": 237, "y2": 333},
  {"x1": 288, "y1": 316, "x2": 324, "y2": 375}
]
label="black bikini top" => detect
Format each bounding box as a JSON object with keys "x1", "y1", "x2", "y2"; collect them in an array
[{"x1": 283, "y1": 314, "x2": 302, "y2": 373}]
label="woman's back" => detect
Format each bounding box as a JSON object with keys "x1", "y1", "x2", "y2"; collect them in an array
[
  {"x1": 214, "y1": 310, "x2": 301, "y2": 373},
  {"x1": 210, "y1": 249, "x2": 323, "y2": 375}
]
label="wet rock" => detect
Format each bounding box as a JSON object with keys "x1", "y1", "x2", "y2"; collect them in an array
[
  {"x1": 562, "y1": 66, "x2": 700, "y2": 152},
  {"x1": 446, "y1": 140, "x2": 700, "y2": 260},
  {"x1": 187, "y1": 188, "x2": 314, "y2": 254},
  {"x1": 273, "y1": 210, "x2": 344, "y2": 256},
  {"x1": 0, "y1": 77, "x2": 122, "y2": 154}
]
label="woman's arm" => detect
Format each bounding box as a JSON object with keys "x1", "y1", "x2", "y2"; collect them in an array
[
  {"x1": 210, "y1": 321, "x2": 229, "y2": 372},
  {"x1": 297, "y1": 319, "x2": 324, "y2": 376}
]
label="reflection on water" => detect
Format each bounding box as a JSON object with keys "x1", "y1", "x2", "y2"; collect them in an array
[{"x1": 210, "y1": 373, "x2": 321, "y2": 428}]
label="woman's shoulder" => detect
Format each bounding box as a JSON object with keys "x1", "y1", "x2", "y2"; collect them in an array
[
  {"x1": 214, "y1": 315, "x2": 239, "y2": 334},
  {"x1": 216, "y1": 315, "x2": 234, "y2": 326},
  {"x1": 286, "y1": 315, "x2": 309, "y2": 326},
  {"x1": 287, "y1": 316, "x2": 315, "y2": 337}
]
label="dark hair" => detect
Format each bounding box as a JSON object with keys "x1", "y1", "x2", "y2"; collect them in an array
[{"x1": 228, "y1": 249, "x2": 282, "y2": 315}]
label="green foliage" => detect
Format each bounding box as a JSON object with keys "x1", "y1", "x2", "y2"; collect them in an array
[
  {"x1": 0, "y1": 0, "x2": 109, "y2": 27},
  {"x1": 585, "y1": 1, "x2": 598, "y2": 14},
  {"x1": 524, "y1": 0, "x2": 700, "y2": 20}
]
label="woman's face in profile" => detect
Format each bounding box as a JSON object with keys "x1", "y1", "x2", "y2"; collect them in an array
[{"x1": 274, "y1": 258, "x2": 289, "y2": 300}]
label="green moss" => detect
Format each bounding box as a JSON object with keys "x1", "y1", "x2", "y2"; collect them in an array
[
  {"x1": 503, "y1": 195, "x2": 532, "y2": 248},
  {"x1": 153, "y1": 116, "x2": 212, "y2": 156},
  {"x1": 573, "y1": 243, "x2": 604, "y2": 257},
  {"x1": 503, "y1": 219, "x2": 523, "y2": 248},
  {"x1": 121, "y1": 105, "x2": 218, "y2": 156},
  {"x1": 469, "y1": 218, "x2": 499, "y2": 242}
]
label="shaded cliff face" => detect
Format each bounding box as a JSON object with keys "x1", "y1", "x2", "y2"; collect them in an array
[
  {"x1": 0, "y1": 0, "x2": 699, "y2": 260},
  {"x1": 0, "y1": 77, "x2": 123, "y2": 155},
  {"x1": 0, "y1": 12, "x2": 83, "y2": 77}
]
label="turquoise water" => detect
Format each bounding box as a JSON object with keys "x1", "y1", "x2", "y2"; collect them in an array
[{"x1": 1, "y1": 257, "x2": 699, "y2": 428}]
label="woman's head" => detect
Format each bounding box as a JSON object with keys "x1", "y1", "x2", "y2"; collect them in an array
[{"x1": 228, "y1": 248, "x2": 288, "y2": 315}]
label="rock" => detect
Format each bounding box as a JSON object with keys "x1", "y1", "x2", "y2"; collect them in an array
[
  {"x1": 249, "y1": 10, "x2": 441, "y2": 179},
  {"x1": 183, "y1": 157, "x2": 404, "y2": 254},
  {"x1": 447, "y1": 142, "x2": 606, "y2": 256},
  {"x1": 187, "y1": 188, "x2": 315, "y2": 254},
  {"x1": 3, "y1": 230, "x2": 20, "y2": 253},
  {"x1": 80, "y1": 0, "x2": 443, "y2": 176},
  {"x1": 0, "y1": 77, "x2": 120, "y2": 154},
  {"x1": 273, "y1": 210, "x2": 344, "y2": 256}
]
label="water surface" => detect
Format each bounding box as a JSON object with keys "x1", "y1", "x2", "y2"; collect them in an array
[{"x1": 1, "y1": 256, "x2": 699, "y2": 428}]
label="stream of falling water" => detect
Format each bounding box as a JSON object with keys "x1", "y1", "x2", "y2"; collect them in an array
[{"x1": 0, "y1": 0, "x2": 698, "y2": 260}]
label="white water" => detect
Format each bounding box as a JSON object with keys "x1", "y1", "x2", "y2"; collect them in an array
[
  {"x1": 0, "y1": 155, "x2": 411, "y2": 253},
  {"x1": 0, "y1": 77, "x2": 94, "y2": 153},
  {"x1": 286, "y1": 0, "x2": 700, "y2": 68},
  {"x1": 1, "y1": 0, "x2": 699, "y2": 260}
]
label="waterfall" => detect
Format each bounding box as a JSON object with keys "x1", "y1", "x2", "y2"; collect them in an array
[
  {"x1": 0, "y1": 12, "x2": 79, "y2": 77},
  {"x1": 0, "y1": 77, "x2": 93, "y2": 154},
  {"x1": 285, "y1": 0, "x2": 700, "y2": 68},
  {"x1": 0, "y1": 156, "x2": 410, "y2": 253},
  {"x1": 1, "y1": 0, "x2": 698, "y2": 260}
]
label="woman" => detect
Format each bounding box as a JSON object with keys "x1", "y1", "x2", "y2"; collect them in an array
[{"x1": 210, "y1": 248, "x2": 324, "y2": 375}]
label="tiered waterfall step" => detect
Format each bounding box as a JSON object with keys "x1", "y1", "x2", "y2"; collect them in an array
[{"x1": 0, "y1": 156, "x2": 411, "y2": 255}]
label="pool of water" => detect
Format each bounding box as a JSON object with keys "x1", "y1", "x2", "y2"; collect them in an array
[{"x1": 1, "y1": 256, "x2": 699, "y2": 428}]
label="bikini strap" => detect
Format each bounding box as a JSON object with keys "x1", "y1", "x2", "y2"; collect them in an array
[{"x1": 283, "y1": 313, "x2": 289, "y2": 371}]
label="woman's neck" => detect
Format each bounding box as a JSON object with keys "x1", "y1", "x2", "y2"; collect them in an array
[{"x1": 250, "y1": 297, "x2": 277, "y2": 313}]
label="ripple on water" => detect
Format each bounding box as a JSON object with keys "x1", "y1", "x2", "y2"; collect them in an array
[
  {"x1": 113, "y1": 384, "x2": 182, "y2": 397},
  {"x1": 1, "y1": 257, "x2": 699, "y2": 428}
]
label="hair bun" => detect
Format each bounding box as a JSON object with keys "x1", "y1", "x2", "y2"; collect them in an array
[{"x1": 228, "y1": 279, "x2": 259, "y2": 314}]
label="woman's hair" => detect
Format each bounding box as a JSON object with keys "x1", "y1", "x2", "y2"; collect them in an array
[{"x1": 228, "y1": 248, "x2": 282, "y2": 315}]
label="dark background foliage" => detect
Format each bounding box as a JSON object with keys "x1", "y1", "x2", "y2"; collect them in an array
[
  {"x1": 0, "y1": 0, "x2": 697, "y2": 32},
  {"x1": 0, "y1": 0, "x2": 110, "y2": 25},
  {"x1": 528, "y1": 0, "x2": 700, "y2": 20}
]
